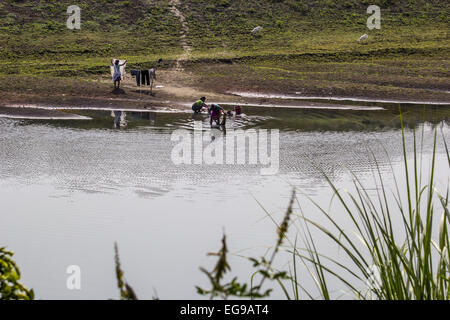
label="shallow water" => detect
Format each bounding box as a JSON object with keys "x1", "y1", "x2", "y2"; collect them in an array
[{"x1": 0, "y1": 104, "x2": 449, "y2": 299}]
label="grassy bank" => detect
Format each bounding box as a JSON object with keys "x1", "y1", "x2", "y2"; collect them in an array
[
  {"x1": 0, "y1": 1, "x2": 448, "y2": 103},
  {"x1": 1, "y1": 0, "x2": 448, "y2": 60}
]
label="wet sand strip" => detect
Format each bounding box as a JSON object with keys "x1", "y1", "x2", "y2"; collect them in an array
[
  {"x1": 182, "y1": 102, "x2": 385, "y2": 111},
  {"x1": 0, "y1": 106, "x2": 92, "y2": 120},
  {"x1": 3, "y1": 104, "x2": 193, "y2": 114},
  {"x1": 229, "y1": 92, "x2": 450, "y2": 106}
]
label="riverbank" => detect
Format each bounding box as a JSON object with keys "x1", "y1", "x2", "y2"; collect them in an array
[
  {"x1": 1, "y1": 51, "x2": 449, "y2": 119},
  {"x1": 1, "y1": 1, "x2": 449, "y2": 117}
]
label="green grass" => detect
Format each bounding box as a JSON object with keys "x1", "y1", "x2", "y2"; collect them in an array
[
  {"x1": 0, "y1": 1, "x2": 448, "y2": 70},
  {"x1": 181, "y1": 0, "x2": 448, "y2": 55},
  {"x1": 189, "y1": 50, "x2": 450, "y2": 101},
  {"x1": 0, "y1": 1, "x2": 447, "y2": 101},
  {"x1": 0, "y1": 0, "x2": 182, "y2": 59}
]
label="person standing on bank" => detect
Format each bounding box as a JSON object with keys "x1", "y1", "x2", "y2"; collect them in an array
[{"x1": 112, "y1": 59, "x2": 127, "y2": 89}]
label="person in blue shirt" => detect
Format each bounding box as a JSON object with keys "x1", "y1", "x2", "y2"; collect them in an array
[{"x1": 209, "y1": 103, "x2": 225, "y2": 126}]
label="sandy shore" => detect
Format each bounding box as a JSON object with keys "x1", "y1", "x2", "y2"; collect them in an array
[{"x1": 1, "y1": 67, "x2": 448, "y2": 120}]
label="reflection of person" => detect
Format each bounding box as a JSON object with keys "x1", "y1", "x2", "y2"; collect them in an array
[
  {"x1": 192, "y1": 97, "x2": 207, "y2": 114},
  {"x1": 112, "y1": 59, "x2": 127, "y2": 89},
  {"x1": 113, "y1": 110, "x2": 121, "y2": 127},
  {"x1": 113, "y1": 111, "x2": 127, "y2": 128}
]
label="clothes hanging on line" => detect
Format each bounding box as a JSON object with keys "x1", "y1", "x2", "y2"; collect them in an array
[
  {"x1": 131, "y1": 70, "x2": 141, "y2": 86},
  {"x1": 149, "y1": 68, "x2": 156, "y2": 81},
  {"x1": 141, "y1": 70, "x2": 150, "y2": 86},
  {"x1": 129, "y1": 68, "x2": 157, "y2": 87}
]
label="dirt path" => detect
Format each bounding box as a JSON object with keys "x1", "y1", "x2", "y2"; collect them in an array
[{"x1": 169, "y1": 0, "x2": 192, "y2": 70}]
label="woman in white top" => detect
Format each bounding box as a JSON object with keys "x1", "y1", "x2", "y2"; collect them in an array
[{"x1": 112, "y1": 59, "x2": 127, "y2": 89}]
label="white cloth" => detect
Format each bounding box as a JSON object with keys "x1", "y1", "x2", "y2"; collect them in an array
[
  {"x1": 149, "y1": 68, "x2": 156, "y2": 80},
  {"x1": 251, "y1": 26, "x2": 262, "y2": 34},
  {"x1": 110, "y1": 58, "x2": 127, "y2": 80}
]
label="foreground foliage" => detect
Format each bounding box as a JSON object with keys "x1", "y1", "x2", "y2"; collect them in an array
[{"x1": 0, "y1": 247, "x2": 34, "y2": 300}]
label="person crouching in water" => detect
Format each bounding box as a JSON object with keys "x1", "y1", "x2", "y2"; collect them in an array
[
  {"x1": 192, "y1": 97, "x2": 207, "y2": 114},
  {"x1": 112, "y1": 59, "x2": 127, "y2": 89},
  {"x1": 209, "y1": 104, "x2": 226, "y2": 126}
]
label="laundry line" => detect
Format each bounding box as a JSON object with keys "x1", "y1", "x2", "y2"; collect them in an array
[{"x1": 130, "y1": 68, "x2": 156, "y2": 87}]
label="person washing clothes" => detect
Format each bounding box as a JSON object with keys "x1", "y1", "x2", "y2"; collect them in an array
[
  {"x1": 226, "y1": 106, "x2": 242, "y2": 117},
  {"x1": 112, "y1": 59, "x2": 127, "y2": 89},
  {"x1": 209, "y1": 103, "x2": 226, "y2": 126},
  {"x1": 192, "y1": 97, "x2": 208, "y2": 114}
]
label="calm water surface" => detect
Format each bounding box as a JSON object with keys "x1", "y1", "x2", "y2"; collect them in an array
[{"x1": 0, "y1": 104, "x2": 448, "y2": 299}]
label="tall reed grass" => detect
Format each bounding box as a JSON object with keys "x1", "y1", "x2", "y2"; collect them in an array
[
  {"x1": 266, "y1": 113, "x2": 449, "y2": 300},
  {"x1": 113, "y1": 112, "x2": 448, "y2": 300},
  {"x1": 200, "y1": 112, "x2": 449, "y2": 300}
]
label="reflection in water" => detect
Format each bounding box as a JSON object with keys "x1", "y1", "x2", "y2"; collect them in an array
[
  {"x1": 0, "y1": 103, "x2": 448, "y2": 299},
  {"x1": 36, "y1": 103, "x2": 449, "y2": 133},
  {"x1": 130, "y1": 111, "x2": 157, "y2": 124},
  {"x1": 111, "y1": 111, "x2": 128, "y2": 128}
]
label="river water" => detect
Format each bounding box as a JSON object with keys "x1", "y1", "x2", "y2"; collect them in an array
[{"x1": 0, "y1": 104, "x2": 448, "y2": 299}]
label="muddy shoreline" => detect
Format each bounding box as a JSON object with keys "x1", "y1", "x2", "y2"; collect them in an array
[
  {"x1": 1, "y1": 92, "x2": 448, "y2": 120},
  {"x1": 1, "y1": 66, "x2": 449, "y2": 119}
]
